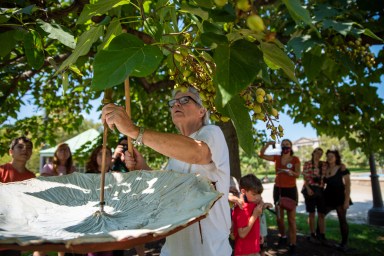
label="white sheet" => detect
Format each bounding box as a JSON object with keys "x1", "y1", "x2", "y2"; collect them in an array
[{"x1": 0, "y1": 171, "x2": 221, "y2": 247}]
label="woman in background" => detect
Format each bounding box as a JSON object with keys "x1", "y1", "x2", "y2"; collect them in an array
[
  {"x1": 259, "y1": 139, "x2": 300, "y2": 256},
  {"x1": 41, "y1": 143, "x2": 75, "y2": 176},
  {"x1": 323, "y1": 150, "x2": 352, "y2": 252},
  {"x1": 38, "y1": 143, "x2": 75, "y2": 256},
  {"x1": 85, "y1": 145, "x2": 112, "y2": 173},
  {"x1": 302, "y1": 147, "x2": 326, "y2": 243}
]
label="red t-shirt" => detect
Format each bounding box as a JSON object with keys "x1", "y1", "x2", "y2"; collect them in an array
[
  {"x1": 232, "y1": 202, "x2": 261, "y2": 255},
  {"x1": 273, "y1": 155, "x2": 300, "y2": 188},
  {"x1": 0, "y1": 163, "x2": 36, "y2": 183}
]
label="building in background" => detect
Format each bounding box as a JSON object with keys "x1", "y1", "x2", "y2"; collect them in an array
[{"x1": 292, "y1": 137, "x2": 320, "y2": 152}]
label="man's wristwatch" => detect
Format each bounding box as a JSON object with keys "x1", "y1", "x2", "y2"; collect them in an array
[{"x1": 134, "y1": 127, "x2": 145, "y2": 146}]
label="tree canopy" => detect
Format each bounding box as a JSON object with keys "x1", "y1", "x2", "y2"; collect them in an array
[{"x1": 0, "y1": 0, "x2": 383, "y2": 166}]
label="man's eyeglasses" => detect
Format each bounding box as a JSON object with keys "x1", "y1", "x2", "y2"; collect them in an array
[{"x1": 168, "y1": 96, "x2": 199, "y2": 108}]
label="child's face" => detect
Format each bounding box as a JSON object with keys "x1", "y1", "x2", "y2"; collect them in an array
[{"x1": 243, "y1": 189, "x2": 262, "y2": 204}]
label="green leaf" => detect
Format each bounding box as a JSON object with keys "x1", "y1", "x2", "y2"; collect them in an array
[
  {"x1": 72, "y1": 86, "x2": 85, "y2": 92},
  {"x1": 282, "y1": 0, "x2": 319, "y2": 36},
  {"x1": 200, "y1": 32, "x2": 228, "y2": 48},
  {"x1": 194, "y1": 0, "x2": 214, "y2": 8},
  {"x1": 14, "y1": 5, "x2": 36, "y2": 15},
  {"x1": 0, "y1": 30, "x2": 25, "y2": 57},
  {"x1": 226, "y1": 95, "x2": 254, "y2": 155},
  {"x1": 209, "y1": 5, "x2": 236, "y2": 23},
  {"x1": 37, "y1": 19, "x2": 75, "y2": 49},
  {"x1": 92, "y1": 33, "x2": 163, "y2": 91},
  {"x1": 321, "y1": 57, "x2": 338, "y2": 81},
  {"x1": 260, "y1": 42, "x2": 298, "y2": 83},
  {"x1": 0, "y1": 14, "x2": 10, "y2": 24},
  {"x1": 312, "y1": 3, "x2": 340, "y2": 21},
  {"x1": 302, "y1": 46, "x2": 325, "y2": 81},
  {"x1": 362, "y1": 28, "x2": 383, "y2": 42},
  {"x1": 202, "y1": 21, "x2": 224, "y2": 34},
  {"x1": 98, "y1": 18, "x2": 123, "y2": 50},
  {"x1": 287, "y1": 35, "x2": 322, "y2": 59},
  {"x1": 24, "y1": 30, "x2": 44, "y2": 69},
  {"x1": 180, "y1": 3, "x2": 209, "y2": 20},
  {"x1": 214, "y1": 39, "x2": 263, "y2": 107},
  {"x1": 157, "y1": 0, "x2": 172, "y2": 24},
  {"x1": 69, "y1": 65, "x2": 83, "y2": 77},
  {"x1": 144, "y1": 18, "x2": 163, "y2": 42},
  {"x1": 322, "y1": 20, "x2": 354, "y2": 36},
  {"x1": 225, "y1": 95, "x2": 255, "y2": 155},
  {"x1": 77, "y1": 0, "x2": 130, "y2": 25},
  {"x1": 56, "y1": 26, "x2": 104, "y2": 74}
]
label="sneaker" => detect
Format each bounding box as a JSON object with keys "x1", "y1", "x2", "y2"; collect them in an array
[
  {"x1": 335, "y1": 243, "x2": 350, "y2": 252},
  {"x1": 317, "y1": 233, "x2": 329, "y2": 246},
  {"x1": 306, "y1": 233, "x2": 317, "y2": 243},
  {"x1": 278, "y1": 236, "x2": 287, "y2": 247},
  {"x1": 289, "y1": 244, "x2": 297, "y2": 256}
]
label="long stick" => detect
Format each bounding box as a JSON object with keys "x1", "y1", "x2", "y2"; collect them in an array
[
  {"x1": 99, "y1": 123, "x2": 109, "y2": 213},
  {"x1": 124, "y1": 77, "x2": 134, "y2": 170},
  {"x1": 99, "y1": 89, "x2": 113, "y2": 213}
]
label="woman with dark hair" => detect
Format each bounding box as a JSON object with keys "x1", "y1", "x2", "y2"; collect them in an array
[
  {"x1": 302, "y1": 147, "x2": 326, "y2": 243},
  {"x1": 85, "y1": 145, "x2": 112, "y2": 173},
  {"x1": 259, "y1": 139, "x2": 300, "y2": 256},
  {"x1": 41, "y1": 143, "x2": 75, "y2": 176},
  {"x1": 323, "y1": 150, "x2": 352, "y2": 251}
]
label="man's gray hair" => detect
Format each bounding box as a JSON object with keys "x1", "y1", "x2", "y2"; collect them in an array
[{"x1": 172, "y1": 86, "x2": 210, "y2": 125}]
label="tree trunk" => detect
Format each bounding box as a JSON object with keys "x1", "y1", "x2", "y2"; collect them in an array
[
  {"x1": 218, "y1": 121, "x2": 241, "y2": 181},
  {"x1": 368, "y1": 153, "x2": 384, "y2": 226}
]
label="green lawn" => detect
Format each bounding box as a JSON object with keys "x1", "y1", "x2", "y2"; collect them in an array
[
  {"x1": 264, "y1": 211, "x2": 384, "y2": 255},
  {"x1": 348, "y1": 167, "x2": 371, "y2": 173}
]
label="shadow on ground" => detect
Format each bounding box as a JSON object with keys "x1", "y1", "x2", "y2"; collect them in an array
[{"x1": 124, "y1": 228, "x2": 365, "y2": 256}]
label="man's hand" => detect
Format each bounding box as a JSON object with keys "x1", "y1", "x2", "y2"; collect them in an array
[
  {"x1": 102, "y1": 104, "x2": 136, "y2": 137},
  {"x1": 124, "y1": 147, "x2": 149, "y2": 170}
]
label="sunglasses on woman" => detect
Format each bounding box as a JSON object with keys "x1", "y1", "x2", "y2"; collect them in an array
[{"x1": 168, "y1": 96, "x2": 199, "y2": 108}]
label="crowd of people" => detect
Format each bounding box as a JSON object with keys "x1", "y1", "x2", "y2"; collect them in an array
[{"x1": 0, "y1": 87, "x2": 353, "y2": 256}]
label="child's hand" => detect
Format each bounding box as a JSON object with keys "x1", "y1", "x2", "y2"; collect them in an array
[
  {"x1": 252, "y1": 204, "x2": 263, "y2": 217},
  {"x1": 263, "y1": 202, "x2": 273, "y2": 209},
  {"x1": 260, "y1": 236, "x2": 264, "y2": 244}
]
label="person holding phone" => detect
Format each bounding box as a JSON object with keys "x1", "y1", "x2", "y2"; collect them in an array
[
  {"x1": 259, "y1": 139, "x2": 301, "y2": 256},
  {"x1": 111, "y1": 136, "x2": 130, "y2": 172}
]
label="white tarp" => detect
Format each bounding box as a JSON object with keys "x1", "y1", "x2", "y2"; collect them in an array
[{"x1": 0, "y1": 171, "x2": 221, "y2": 248}]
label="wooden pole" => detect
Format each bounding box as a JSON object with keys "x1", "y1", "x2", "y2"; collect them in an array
[
  {"x1": 124, "y1": 77, "x2": 134, "y2": 170},
  {"x1": 98, "y1": 88, "x2": 113, "y2": 213}
]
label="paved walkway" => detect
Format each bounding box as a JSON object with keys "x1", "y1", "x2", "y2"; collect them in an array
[{"x1": 261, "y1": 173, "x2": 384, "y2": 224}]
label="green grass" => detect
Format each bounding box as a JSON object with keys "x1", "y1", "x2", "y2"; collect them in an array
[
  {"x1": 348, "y1": 167, "x2": 371, "y2": 173},
  {"x1": 264, "y1": 211, "x2": 384, "y2": 255}
]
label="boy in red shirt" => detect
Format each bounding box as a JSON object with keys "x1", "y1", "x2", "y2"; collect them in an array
[
  {"x1": 0, "y1": 136, "x2": 35, "y2": 183},
  {"x1": 0, "y1": 137, "x2": 35, "y2": 255},
  {"x1": 232, "y1": 174, "x2": 264, "y2": 256}
]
